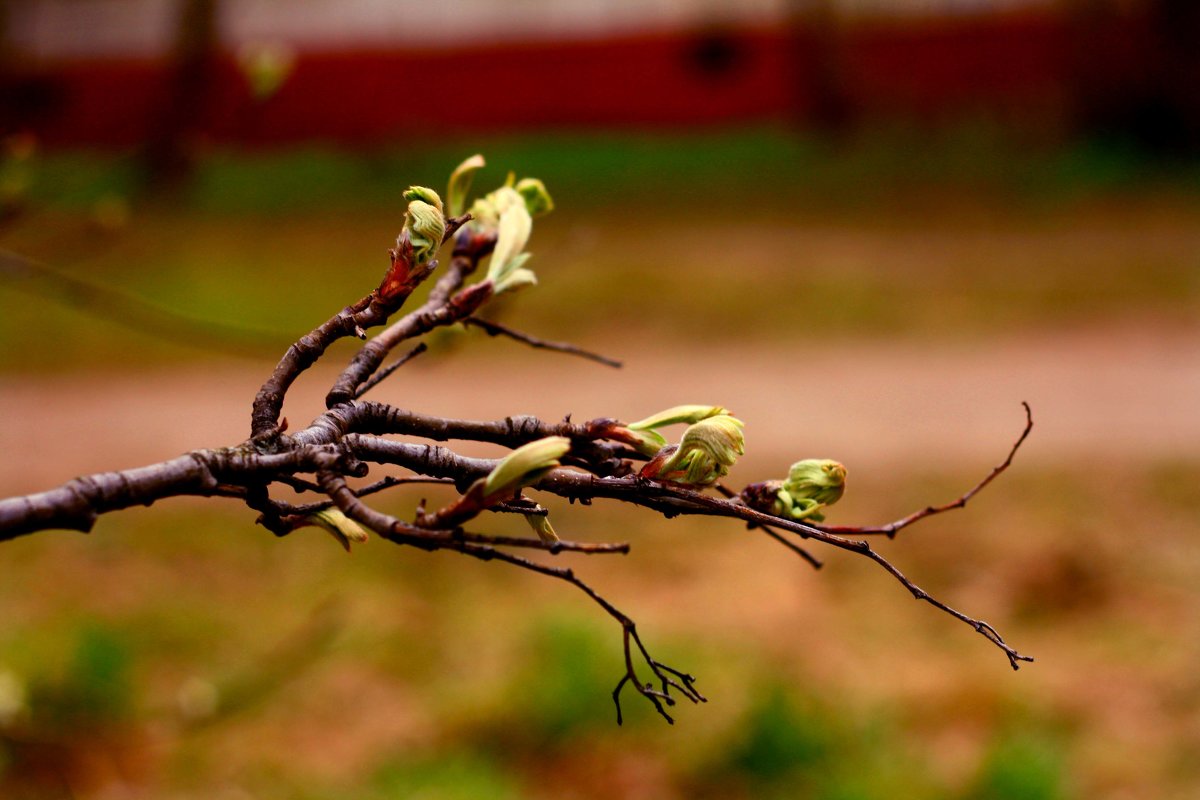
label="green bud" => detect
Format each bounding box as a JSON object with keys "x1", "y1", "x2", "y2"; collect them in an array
[
  {"x1": 655, "y1": 414, "x2": 745, "y2": 486},
  {"x1": 482, "y1": 436, "x2": 571, "y2": 498},
  {"x1": 620, "y1": 427, "x2": 669, "y2": 457},
  {"x1": 627, "y1": 405, "x2": 731, "y2": 432},
  {"x1": 515, "y1": 177, "x2": 554, "y2": 217},
  {"x1": 446, "y1": 154, "x2": 485, "y2": 217},
  {"x1": 773, "y1": 487, "x2": 827, "y2": 521},
  {"x1": 487, "y1": 202, "x2": 536, "y2": 294},
  {"x1": 304, "y1": 508, "x2": 370, "y2": 552},
  {"x1": 469, "y1": 185, "x2": 523, "y2": 229},
  {"x1": 403, "y1": 186, "x2": 444, "y2": 211},
  {"x1": 784, "y1": 459, "x2": 847, "y2": 507},
  {"x1": 524, "y1": 511, "x2": 559, "y2": 544},
  {"x1": 734, "y1": 479, "x2": 830, "y2": 522},
  {"x1": 402, "y1": 186, "x2": 446, "y2": 265}
]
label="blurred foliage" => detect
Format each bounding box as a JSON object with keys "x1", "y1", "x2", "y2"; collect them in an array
[
  {"x1": 966, "y1": 732, "x2": 1070, "y2": 800},
  {"x1": 11, "y1": 124, "x2": 1200, "y2": 215},
  {"x1": 1, "y1": 458, "x2": 1195, "y2": 797},
  {"x1": 1, "y1": 126, "x2": 1198, "y2": 371},
  {"x1": 39, "y1": 624, "x2": 135, "y2": 725},
  {"x1": 364, "y1": 751, "x2": 523, "y2": 800}
]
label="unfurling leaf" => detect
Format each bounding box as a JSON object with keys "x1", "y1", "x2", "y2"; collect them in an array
[
  {"x1": 615, "y1": 426, "x2": 669, "y2": 457},
  {"x1": 648, "y1": 414, "x2": 745, "y2": 486},
  {"x1": 627, "y1": 405, "x2": 731, "y2": 432},
  {"x1": 402, "y1": 186, "x2": 446, "y2": 265},
  {"x1": 469, "y1": 185, "x2": 523, "y2": 228},
  {"x1": 741, "y1": 460, "x2": 847, "y2": 522},
  {"x1": 303, "y1": 508, "x2": 370, "y2": 552},
  {"x1": 482, "y1": 436, "x2": 571, "y2": 498},
  {"x1": 447, "y1": 154, "x2": 485, "y2": 217},
  {"x1": 524, "y1": 511, "x2": 560, "y2": 543},
  {"x1": 785, "y1": 459, "x2": 847, "y2": 507},
  {"x1": 487, "y1": 202, "x2": 536, "y2": 294},
  {"x1": 515, "y1": 177, "x2": 554, "y2": 217}
]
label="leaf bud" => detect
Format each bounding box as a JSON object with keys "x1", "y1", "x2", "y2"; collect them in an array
[
  {"x1": 446, "y1": 154, "x2": 485, "y2": 217},
  {"x1": 650, "y1": 414, "x2": 745, "y2": 486},
  {"x1": 524, "y1": 511, "x2": 560, "y2": 544},
  {"x1": 515, "y1": 177, "x2": 555, "y2": 217},
  {"x1": 303, "y1": 508, "x2": 370, "y2": 552},
  {"x1": 482, "y1": 436, "x2": 571, "y2": 498}
]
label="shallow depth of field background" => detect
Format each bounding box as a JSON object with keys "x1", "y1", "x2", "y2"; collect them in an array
[{"x1": 1, "y1": 2, "x2": 1199, "y2": 798}]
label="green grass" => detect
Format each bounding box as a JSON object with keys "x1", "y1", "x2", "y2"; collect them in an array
[
  {"x1": 3, "y1": 459, "x2": 1196, "y2": 797},
  {"x1": 19, "y1": 125, "x2": 1200, "y2": 215},
  {"x1": 2, "y1": 125, "x2": 1197, "y2": 371}
]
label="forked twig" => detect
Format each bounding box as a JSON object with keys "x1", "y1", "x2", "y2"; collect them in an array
[
  {"x1": 646, "y1": 485, "x2": 1034, "y2": 669},
  {"x1": 715, "y1": 482, "x2": 823, "y2": 569},
  {"x1": 446, "y1": 541, "x2": 704, "y2": 724}
]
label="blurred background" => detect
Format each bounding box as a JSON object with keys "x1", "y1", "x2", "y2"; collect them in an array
[{"x1": 1, "y1": 0, "x2": 1198, "y2": 798}]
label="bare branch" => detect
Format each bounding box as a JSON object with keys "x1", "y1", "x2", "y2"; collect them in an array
[
  {"x1": 716, "y1": 483, "x2": 822, "y2": 569},
  {"x1": 342, "y1": 436, "x2": 1030, "y2": 667},
  {"x1": 814, "y1": 402, "x2": 1034, "y2": 538},
  {"x1": 445, "y1": 541, "x2": 704, "y2": 724},
  {"x1": 325, "y1": 253, "x2": 489, "y2": 408},
  {"x1": 354, "y1": 342, "x2": 428, "y2": 398},
  {"x1": 463, "y1": 316, "x2": 623, "y2": 368}
]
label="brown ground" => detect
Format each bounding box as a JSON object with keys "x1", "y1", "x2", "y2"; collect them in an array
[{"x1": 3, "y1": 319, "x2": 1196, "y2": 496}]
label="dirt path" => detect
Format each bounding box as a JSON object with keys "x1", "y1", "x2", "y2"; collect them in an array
[{"x1": 2, "y1": 322, "x2": 1197, "y2": 496}]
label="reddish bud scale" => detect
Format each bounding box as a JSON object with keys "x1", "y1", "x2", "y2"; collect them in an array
[
  {"x1": 739, "y1": 481, "x2": 784, "y2": 514},
  {"x1": 378, "y1": 234, "x2": 416, "y2": 300},
  {"x1": 638, "y1": 445, "x2": 678, "y2": 480},
  {"x1": 447, "y1": 281, "x2": 493, "y2": 318}
]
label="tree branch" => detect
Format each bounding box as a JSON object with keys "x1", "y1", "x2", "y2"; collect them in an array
[
  {"x1": 354, "y1": 342, "x2": 428, "y2": 398},
  {"x1": 463, "y1": 316, "x2": 623, "y2": 368},
  {"x1": 0, "y1": 162, "x2": 1036, "y2": 724},
  {"x1": 813, "y1": 402, "x2": 1034, "y2": 538}
]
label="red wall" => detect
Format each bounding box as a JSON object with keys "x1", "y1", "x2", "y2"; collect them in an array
[{"x1": 2, "y1": 11, "x2": 1152, "y2": 147}]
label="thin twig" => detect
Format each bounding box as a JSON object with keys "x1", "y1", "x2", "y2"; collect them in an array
[
  {"x1": 444, "y1": 540, "x2": 703, "y2": 723},
  {"x1": 814, "y1": 402, "x2": 1034, "y2": 538},
  {"x1": 756, "y1": 525, "x2": 824, "y2": 569},
  {"x1": 464, "y1": 316, "x2": 623, "y2": 368},
  {"x1": 355, "y1": 342, "x2": 428, "y2": 398},
  {"x1": 344, "y1": 430, "x2": 1032, "y2": 668},
  {"x1": 646, "y1": 485, "x2": 1034, "y2": 670},
  {"x1": 453, "y1": 531, "x2": 630, "y2": 555},
  {"x1": 715, "y1": 482, "x2": 822, "y2": 568},
  {"x1": 284, "y1": 475, "x2": 456, "y2": 515}
]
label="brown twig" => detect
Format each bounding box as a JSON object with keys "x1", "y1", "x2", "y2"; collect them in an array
[
  {"x1": 354, "y1": 342, "x2": 428, "y2": 398},
  {"x1": 715, "y1": 482, "x2": 822, "y2": 568},
  {"x1": 342, "y1": 438, "x2": 1030, "y2": 667},
  {"x1": 325, "y1": 252, "x2": 490, "y2": 408},
  {"x1": 813, "y1": 402, "x2": 1034, "y2": 538},
  {"x1": 445, "y1": 541, "x2": 704, "y2": 724},
  {"x1": 463, "y1": 316, "x2": 623, "y2": 368}
]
